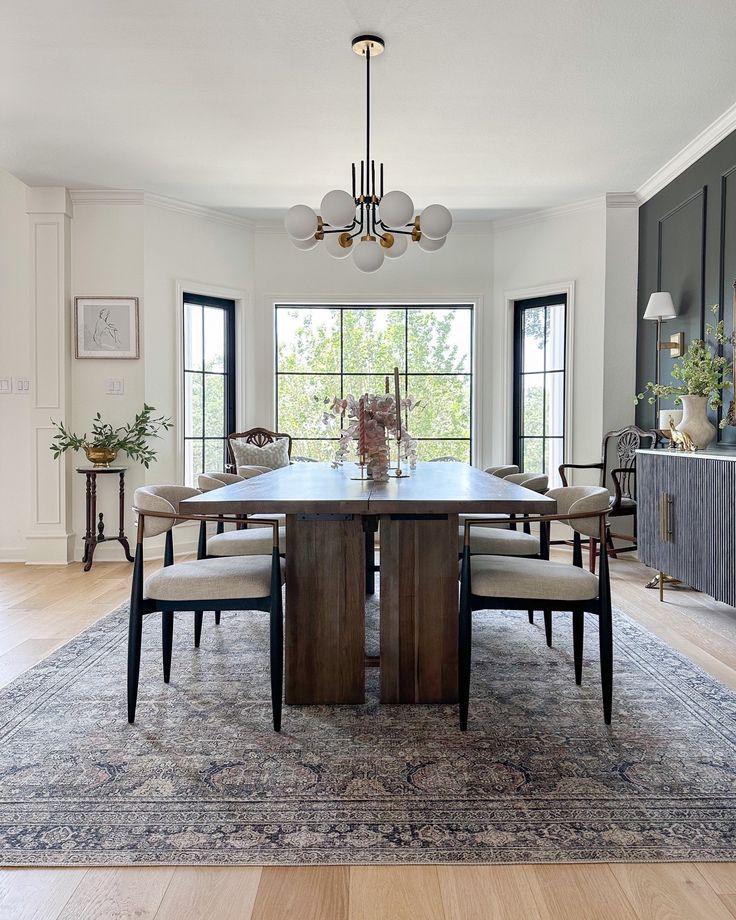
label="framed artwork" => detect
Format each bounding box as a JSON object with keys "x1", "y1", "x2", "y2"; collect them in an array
[{"x1": 74, "y1": 296, "x2": 139, "y2": 359}]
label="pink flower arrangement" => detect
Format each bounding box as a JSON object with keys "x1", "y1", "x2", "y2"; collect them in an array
[{"x1": 324, "y1": 393, "x2": 419, "y2": 480}]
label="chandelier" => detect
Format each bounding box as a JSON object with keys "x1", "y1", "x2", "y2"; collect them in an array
[{"x1": 284, "y1": 35, "x2": 452, "y2": 273}]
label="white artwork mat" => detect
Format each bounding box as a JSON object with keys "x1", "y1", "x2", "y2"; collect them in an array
[{"x1": 75, "y1": 297, "x2": 139, "y2": 358}]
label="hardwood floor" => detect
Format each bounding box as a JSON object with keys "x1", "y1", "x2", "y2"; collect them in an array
[{"x1": 0, "y1": 551, "x2": 734, "y2": 919}]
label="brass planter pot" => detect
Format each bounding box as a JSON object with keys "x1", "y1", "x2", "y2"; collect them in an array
[{"x1": 83, "y1": 446, "x2": 119, "y2": 468}]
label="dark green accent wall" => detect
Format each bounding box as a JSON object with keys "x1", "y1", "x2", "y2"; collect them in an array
[{"x1": 636, "y1": 129, "x2": 736, "y2": 443}]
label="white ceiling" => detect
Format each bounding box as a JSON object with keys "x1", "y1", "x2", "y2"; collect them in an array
[{"x1": 2, "y1": 0, "x2": 736, "y2": 219}]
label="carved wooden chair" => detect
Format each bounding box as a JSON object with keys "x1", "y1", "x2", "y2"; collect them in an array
[
  {"x1": 226, "y1": 427, "x2": 293, "y2": 474},
  {"x1": 559, "y1": 425, "x2": 657, "y2": 572}
]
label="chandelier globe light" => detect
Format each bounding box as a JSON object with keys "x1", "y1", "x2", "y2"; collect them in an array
[{"x1": 284, "y1": 35, "x2": 452, "y2": 272}]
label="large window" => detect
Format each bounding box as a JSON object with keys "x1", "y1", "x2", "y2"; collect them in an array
[
  {"x1": 513, "y1": 294, "x2": 567, "y2": 487},
  {"x1": 183, "y1": 293, "x2": 236, "y2": 487},
  {"x1": 275, "y1": 305, "x2": 473, "y2": 462}
]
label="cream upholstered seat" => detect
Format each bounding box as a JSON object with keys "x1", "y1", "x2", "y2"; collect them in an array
[
  {"x1": 207, "y1": 526, "x2": 287, "y2": 557},
  {"x1": 145, "y1": 554, "x2": 285, "y2": 601},
  {"x1": 459, "y1": 484, "x2": 613, "y2": 730},
  {"x1": 484, "y1": 464, "x2": 519, "y2": 477},
  {"x1": 459, "y1": 526, "x2": 538, "y2": 557},
  {"x1": 503, "y1": 471, "x2": 548, "y2": 493},
  {"x1": 198, "y1": 471, "x2": 245, "y2": 491},
  {"x1": 468, "y1": 555, "x2": 598, "y2": 600},
  {"x1": 128, "y1": 484, "x2": 285, "y2": 731}
]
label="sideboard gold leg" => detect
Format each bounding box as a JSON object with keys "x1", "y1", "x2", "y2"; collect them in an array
[{"x1": 659, "y1": 571, "x2": 664, "y2": 603}]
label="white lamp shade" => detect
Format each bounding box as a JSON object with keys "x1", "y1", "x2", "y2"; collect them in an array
[
  {"x1": 325, "y1": 232, "x2": 353, "y2": 259},
  {"x1": 383, "y1": 233, "x2": 408, "y2": 259},
  {"x1": 353, "y1": 238, "x2": 385, "y2": 272},
  {"x1": 285, "y1": 204, "x2": 318, "y2": 241},
  {"x1": 291, "y1": 235, "x2": 318, "y2": 251},
  {"x1": 418, "y1": 234, "x2": 446, "y2": 252},
  {"x1": 420, "y1": 204, "x2": 452, "y2": 240},
  {"x1": 379, "y1": 190, "x2": 414, "y2": 228},
  {"x1": 644, "y1": 292, "x2": 676, "y2": 321},
  {"x1": 320, "y1": 190, "x2": 356, "y2": 228}
]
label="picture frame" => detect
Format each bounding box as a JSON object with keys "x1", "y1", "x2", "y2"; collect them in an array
[{"x1": 74, "y1": 296, "x2": 140, "y2": 359}]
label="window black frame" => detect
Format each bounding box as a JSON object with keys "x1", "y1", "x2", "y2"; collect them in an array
[
  {"x1": 512, "y1": 293, "x2": 567, "y2": 475},
  {"x1": 274, "y1": 303, "x2": 474, "y2": 461},
  {"x1": 182, "y1": 292, "x2": 236, "y2": 482}
]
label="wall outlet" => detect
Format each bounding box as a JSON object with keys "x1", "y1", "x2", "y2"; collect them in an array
[
  {"x1": 106, "y1": 378, "x2": 124, "y2": 395},
  {"x1": 0, "y1": 378, "x2": 11, "y2": 394},
  {"x1": 14, "y1": 378, "x2": 30, "y2": 393}
]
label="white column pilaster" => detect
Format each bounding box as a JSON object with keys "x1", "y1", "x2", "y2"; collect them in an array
[{"x1": 25, "y1": 187, "x2": 75, "y2": 564}]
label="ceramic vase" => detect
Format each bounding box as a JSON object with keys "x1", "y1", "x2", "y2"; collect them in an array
[{"x1": 676, "y1": 395, "x2": 716, "y2": 449}]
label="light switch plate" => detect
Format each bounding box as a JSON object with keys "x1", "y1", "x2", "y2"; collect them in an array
[
  {"x1": 0, "y1": 378, "x2": 11, "y2": 394},
  {"x1": 106, "y1": 378, "x2": 124, "y2": 395},
  {"x1": 14, "y1": 378, "x2": 30, "y2": 393}
]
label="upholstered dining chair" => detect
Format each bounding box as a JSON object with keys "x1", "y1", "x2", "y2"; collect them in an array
[
  {"x1": 129, "y1": 485, "x2": 285, "y2": 731},
  {"x1": 559, "y1": 425, "x2": 657, "y2": 572},
  {"x1": 458, "y1": 485, "x2": 612, "y2": 729},
  {"x1": 484, "y1": 464, "x2": 520, "y2": 477}
]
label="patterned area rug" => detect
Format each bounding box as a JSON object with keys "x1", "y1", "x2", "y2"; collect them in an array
[{"x1": 0, "y1": 593, "x2": 734, "y2": 866}]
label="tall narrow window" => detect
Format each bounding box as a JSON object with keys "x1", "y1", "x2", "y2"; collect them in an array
[
  {"x1": 182, "y1": 293, "x2": 236, "y2": 487},
  {"x1": 275, "y1": 304, "x2": 473, "y2": 462},
  {"x1": 513, "y1": 294, "x2": 567, "y2": 487}
]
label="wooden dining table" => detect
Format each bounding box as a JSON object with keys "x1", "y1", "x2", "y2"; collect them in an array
[{"x1": 181, "y1": 461, "x2": 555, "y2": 706}]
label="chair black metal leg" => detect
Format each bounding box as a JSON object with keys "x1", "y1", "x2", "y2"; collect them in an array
[
  {"x1": 127, "y1": 604, "x2": 143, "y2": 723},
  {"x1": 214, "y1": 611, "x2": 221, "y2": 625},
  {"x1": 527, "y1": 609, "x2": 534, "y2": 624},
  {"x1": 598, "y1": 539, "x2": 614, "y2": 724},
  {"x1": 572, "y1": 607, "x2": 584, "y2": 685},
  {"x1": 194, "y1": 611, "x2": 203, "y2": 648},
  {"x1": 162, "y1": 611, "x2": 173, "y2": 683},
  {"x1": 543, "y1": 609, "x2": 552, "y2": 647},
  {"x1": 365, "y1": 528, "x2": 375, "y2": 596}
]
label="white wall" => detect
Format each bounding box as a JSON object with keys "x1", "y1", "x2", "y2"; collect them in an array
[
  {"x1": 493, "y1": 199, "x2": 638, "y2": 471},
  {"x1": 252, "y1": 224, "x2": 496, "y2": 467},
  {"x1": 0, "y1": 169, "x2": 31, "y2": 559},
  {"x1": 70, "y1": 199, "x2": 145, "y2": 560},
  {"x1": 0, "y1": 169, "x2": 638, "y2": 562}
]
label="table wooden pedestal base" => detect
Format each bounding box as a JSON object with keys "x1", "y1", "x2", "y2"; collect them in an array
[
  {"x1": 379, "y1": 513, "x2": 459, "y2": 703},
  {"x1": 285, "y1": 513, "x2": 366, "y2": 704}
]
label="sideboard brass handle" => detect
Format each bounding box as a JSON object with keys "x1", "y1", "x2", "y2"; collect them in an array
[{"x1": 660, "y1": 492, "x2": 673, "y2": 542}]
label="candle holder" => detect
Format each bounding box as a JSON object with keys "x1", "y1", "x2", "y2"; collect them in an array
[{"x1": 388, "y1": 430, "x2": 409, "y2": 478}]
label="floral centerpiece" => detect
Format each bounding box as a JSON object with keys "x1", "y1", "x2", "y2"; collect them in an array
[
  {"x1": 324, "y1": 392, "x2": 418, "y2": 481},
  {"x1": 635, "y1": 305, "x2": 733, "y2": 448}
]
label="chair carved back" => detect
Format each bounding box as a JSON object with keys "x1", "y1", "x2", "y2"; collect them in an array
[
  {"x1": 226, "y1": 427, "x2": 293, "y2": 471},
  {"x1": 601, "y1": 425, "x2": 656, "y2": 498}
]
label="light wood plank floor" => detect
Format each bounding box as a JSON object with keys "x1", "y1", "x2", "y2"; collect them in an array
[{"x1": 0, "y1": 551, "x2": 734, "y2": 919}]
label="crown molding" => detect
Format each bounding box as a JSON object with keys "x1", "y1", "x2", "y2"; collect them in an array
[
  {"x1": 144, "y1": 193, "x2": 254, "y2": 230},
  {"x1": 636, "y1": 101, "x2": 736, "y2": 204},
  {"x1": 605, "y1": 192, "x2": 639, "y2": 208},
  {"x1": 492, "y1": 196, "x2": 604, "y2": 232},
  {"x1": 68, "y1": 188, "x2": 254, "y2": 230}
]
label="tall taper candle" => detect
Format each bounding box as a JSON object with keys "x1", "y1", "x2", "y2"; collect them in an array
[
  {"x1": 393, "y1": 366, "x2": 402, "y2": 434},
  {"x1": 358, "y1": 396, "x2": 367, "y2": 462}
]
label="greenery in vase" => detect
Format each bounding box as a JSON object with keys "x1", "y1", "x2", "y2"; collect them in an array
[
  {"x1": 635, "y1": 306, "x2": 733, "y2": 426},
  {"x1": 50, "y1": 404, "x2": 173, "y2": 467}
]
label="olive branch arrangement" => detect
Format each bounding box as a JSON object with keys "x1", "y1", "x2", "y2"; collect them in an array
[{"x1": 50, "y1": 404, "x2": 173, "y2": 468}]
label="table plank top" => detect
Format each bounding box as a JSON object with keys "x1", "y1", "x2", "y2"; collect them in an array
[{"x1": 180, "y1": 461, "x2": 556, "y2": 516}]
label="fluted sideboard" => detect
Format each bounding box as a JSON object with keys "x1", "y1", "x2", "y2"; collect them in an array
[{"x1": 637, "y1": 447, "x2": 736, "y2": 606}]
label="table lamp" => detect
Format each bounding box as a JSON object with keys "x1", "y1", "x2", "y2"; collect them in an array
[{"x1": 643, "y1": 292, "x2": 684, "y2": 422}]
